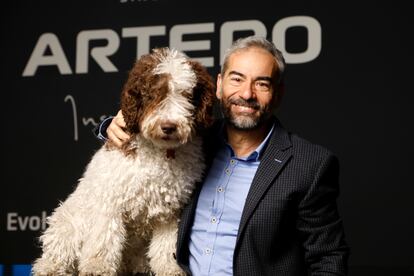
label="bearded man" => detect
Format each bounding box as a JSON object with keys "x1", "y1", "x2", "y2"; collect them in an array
[{"x1": 97, "y1": 36, "x2": 350, "y2": 276}]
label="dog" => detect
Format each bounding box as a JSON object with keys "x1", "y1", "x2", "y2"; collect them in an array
[{"x1": 32, "y1": 47, "x2": 215, "y2": 276}]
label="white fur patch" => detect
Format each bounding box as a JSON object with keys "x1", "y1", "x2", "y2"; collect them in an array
[{"x1": 153, "y1": 49, "x2": 197, "y2": 94}]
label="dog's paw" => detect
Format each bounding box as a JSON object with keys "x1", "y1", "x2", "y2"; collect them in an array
[
  {"x1": 79, "y1": 269, "x2": 114, "y2": 276},
  {"x1": 79, "y1": 268, "x2": 115, "y2": 276},
  {"x1": 79, "y1": 258, "x2": 116, "y2": 276},
  {"x1": 160, "y1": 269, "x2": 186, "y2": 276},
  {"x1": 152, "y1": 265, "x2": 186, "y2": 276},
  {"x1": 79, "y1": 272, "x2": 112, "y2": 276},
  {"x1": 32, "y1": 257, "x2": 73, "y2": 276},
  {"x1": 170, "y1": 268, "x2": 187, "y2": 276}
]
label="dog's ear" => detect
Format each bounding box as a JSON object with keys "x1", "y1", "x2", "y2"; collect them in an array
[
  {"x1": 120, "y1": 54, "x2": 156, "y2": 134},
  {"x1": 120, "y1": 62, "x2": 143, "y2": 134},
  {"x1": 189, "y1": 60, "x2": 216, "y2": 130}
]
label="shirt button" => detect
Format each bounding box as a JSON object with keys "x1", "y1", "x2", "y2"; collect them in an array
[
  {"x1": 205, "y1": 248, "x2": 212, "y2": 255},
  {"x1": 225, "y1": 168, "x2": 230, "y2": 174},
  {"x1": 211, "y1": 217, "x2": 217, "y2": 223},
  {"x1": 217, "y1": 187, "x2": 224, "y2": 193},
  {"x1": 230, "y1": 159, "x2": 236, "y2": 165}
]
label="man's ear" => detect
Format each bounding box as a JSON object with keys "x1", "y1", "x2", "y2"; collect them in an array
[{"x1": 216, "y1": 74, "x2": 223, "y2": 100}]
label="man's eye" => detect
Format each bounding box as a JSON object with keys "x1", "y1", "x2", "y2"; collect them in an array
[
  {"x1": 257, "y1": 81, "x2": 269, "y2": 87},
  {"x1": 229, "y1": 77, "x2": 243, "y2": 86},
  {"x1": 255, "y1": 81, "x2": 271, "y2": 92}
]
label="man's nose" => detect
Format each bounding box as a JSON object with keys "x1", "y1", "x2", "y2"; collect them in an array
[{"x1": 239, "y1": 81, "x2": 255, "y2": 100}]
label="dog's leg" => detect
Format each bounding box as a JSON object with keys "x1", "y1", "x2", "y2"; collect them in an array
[
  {"x1": 122, "y1": 233, "x2": 150, "y2": 275},
  {"x1": 78, "y1": 213, "x2": 125, "y2": 276},
  {"x1": 147, "y1": 218, "x2": 186, "y2": 276},
  {"x1": 32, "y1": 203, "x2": 81, "y2": 276}
]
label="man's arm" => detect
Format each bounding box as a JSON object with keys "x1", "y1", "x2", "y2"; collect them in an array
[{"x1": 297, "y1": 153, "x2": 350, "y2": 275}]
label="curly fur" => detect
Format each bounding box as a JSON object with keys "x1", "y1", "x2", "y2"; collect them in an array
[{"x1": 32, "y1": 48, "x2": 215, "y2": 276}]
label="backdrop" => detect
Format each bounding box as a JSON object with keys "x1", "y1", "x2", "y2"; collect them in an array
[{"x1": 1, "y1": 1, "x2": 413, "y2": 275}]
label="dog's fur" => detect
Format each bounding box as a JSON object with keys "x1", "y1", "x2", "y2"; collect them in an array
[{"x1": 32, "y1": 48, "x2": 215, "y2": 276}]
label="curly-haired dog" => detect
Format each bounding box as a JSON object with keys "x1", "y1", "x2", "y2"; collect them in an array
[{"x1": 32, "y1": 48, "x2": 215, "y2": 276}]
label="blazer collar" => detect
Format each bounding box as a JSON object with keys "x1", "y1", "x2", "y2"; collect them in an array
[{"x1": 235, "y1": 117, "x2": 293, "y2": 246}]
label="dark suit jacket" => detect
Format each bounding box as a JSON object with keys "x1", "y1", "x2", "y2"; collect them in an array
[{"x1": 176, "y1": 118, "x2": 350, "y2": 275}]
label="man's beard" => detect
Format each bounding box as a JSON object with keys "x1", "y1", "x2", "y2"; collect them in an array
[{"x1": 220, "y1": 97, "x2": 273, "y2": 130}]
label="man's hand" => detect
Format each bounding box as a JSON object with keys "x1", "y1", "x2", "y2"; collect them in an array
[{"x1": 106, "y1": 110, "x2": 130, "y2": 148}]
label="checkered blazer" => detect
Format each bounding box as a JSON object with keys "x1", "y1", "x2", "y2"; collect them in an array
[{"x1": 176, "y1": 118, "x2": 350, "y2": 276}]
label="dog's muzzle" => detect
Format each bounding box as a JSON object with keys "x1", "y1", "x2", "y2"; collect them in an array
[{"x1": 161, "y1": 122, "x2": 177, "y2": 135}]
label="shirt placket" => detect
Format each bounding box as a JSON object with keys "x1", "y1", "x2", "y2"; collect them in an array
[{"x1": 202, "y1": 155, "x2": 238, "y2": 275}]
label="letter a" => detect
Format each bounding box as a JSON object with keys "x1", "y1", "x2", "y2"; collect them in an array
[{"x1": 22, "y1": 33, "x2": 72, "y2": 76}]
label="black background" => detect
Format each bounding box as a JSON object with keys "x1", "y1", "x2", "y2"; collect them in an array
[{"x1": 1, "y1": 1, "x2": 413, "y2": 275}]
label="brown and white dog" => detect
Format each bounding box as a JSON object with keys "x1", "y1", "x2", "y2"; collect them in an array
[{"x1": 32, "y1": 48, "x2": 215, "y2": 276}]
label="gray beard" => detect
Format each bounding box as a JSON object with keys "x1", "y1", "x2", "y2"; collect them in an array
[
  {"x1": 228, "y1": 113, "x2": 261, "y2": 130},
  {"x1": 220, "y1": 99, "x2": 272, "y2": 130}
]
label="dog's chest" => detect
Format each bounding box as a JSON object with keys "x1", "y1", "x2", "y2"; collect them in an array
[
  {"x1": 87, "y1": 137, "x2": 205, "y2": 224},
  {"x1": 130, "y1": 137, "x2": 205, "y2": 184}
]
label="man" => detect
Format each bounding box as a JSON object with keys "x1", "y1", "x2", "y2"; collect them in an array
[{"x1": 97, "y1": 36, "x2": 349, "y2": 275}]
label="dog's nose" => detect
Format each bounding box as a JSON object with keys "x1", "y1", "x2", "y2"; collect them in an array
[{"x1": 161, "y1": 123, "x2": 177, "y2": 134}]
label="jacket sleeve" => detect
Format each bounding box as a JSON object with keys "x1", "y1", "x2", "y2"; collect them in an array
[
  {"x1": 92, "y1": 116, "x2": 113, "y2": 141},
  {"x1": 296, "y1": 153, "x2": 350, "y2": 275}
]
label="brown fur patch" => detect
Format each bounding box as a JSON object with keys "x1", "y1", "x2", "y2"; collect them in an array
[{"x1": 188, "y1": 60, "x2": 216, "y2": 130}]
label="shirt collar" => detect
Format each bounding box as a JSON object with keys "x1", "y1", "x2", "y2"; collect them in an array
[{"x1": 220, "y1": 122, "x2": 276, "y2": 162}]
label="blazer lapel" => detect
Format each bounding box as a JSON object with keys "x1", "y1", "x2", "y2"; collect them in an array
[
  {"x1": 236, "y1": 119, "x2": 292, "y2": 245},
  {"x1": 176, "y1": 183, "x2": 201, "y2": 273}
]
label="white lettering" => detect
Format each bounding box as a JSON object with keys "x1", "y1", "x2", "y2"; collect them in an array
[
  {"x1": 18, "y1": 215, "x2": 29, "y2": 230},
  {"x1": 7, "y1": 212, "x2": 18, "y2": 231},
  {"x1": 22, "y1": 33, "x2": 72, "y2": 76},
  {"x1": 170, "y1": 23, "x2": 214, "y2": 67},
  {"x1": 22, "y1": 17, "x2": 322, "y2": 76},
  {"x1": 29, "y1": 216, "x2": 41, "y2": 230},
  {"x1": 65, "y1": 95, "x2": 78, "y2": 141},
  {"x1": 272, "y1": 16, "x2": 322, "y2": 64},
  {"x1": 122, "y1": 26, "x2": 166, "y2": 59},
  {"x1": 6, "y1": 211, "x2": 48, "y2": 231},
  {"x1": 76, "y1": 29, "x2": 120, "y2": 74},
  {"x1": 65, "y1": 94, "x2": 108, "y2": 141}
]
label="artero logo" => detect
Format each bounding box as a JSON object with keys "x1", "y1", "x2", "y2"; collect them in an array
[{"x1": 22, "y1": 16, "x2": 322, "y2": 77}]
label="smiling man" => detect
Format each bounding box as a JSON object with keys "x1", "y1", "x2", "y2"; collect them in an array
[
  {"x1": 98, "y1": 36, "x2": 350, "y2": 276},
  {"x1": 218, "y1": 47, "x2": 276, "y2": 130}
]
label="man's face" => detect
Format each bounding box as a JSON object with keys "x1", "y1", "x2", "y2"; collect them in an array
[{"x1": 217, "y1": 47, "x2": 279, "y2": 130}]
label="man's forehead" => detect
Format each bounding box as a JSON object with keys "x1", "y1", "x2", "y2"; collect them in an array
[{"x1": 225, "y1": 48, "x2": 277, "y2": 74}]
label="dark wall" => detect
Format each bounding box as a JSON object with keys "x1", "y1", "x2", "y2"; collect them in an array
[{"x1": 1, "y1": 1, "x2": 413, "y2": 275}]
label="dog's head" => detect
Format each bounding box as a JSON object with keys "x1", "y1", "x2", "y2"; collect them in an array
[{"x1": 120, "y1": 47, "x2": 215, "y2": 150}]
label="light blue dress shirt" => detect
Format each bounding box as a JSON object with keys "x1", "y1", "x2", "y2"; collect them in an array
[{"x1": 189, "y1": 123, "x2": 275, "y2": 275}]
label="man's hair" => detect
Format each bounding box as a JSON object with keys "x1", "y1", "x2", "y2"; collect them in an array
[{"x1": 221, "y1": 36, "x2": 286, "y2": 85}]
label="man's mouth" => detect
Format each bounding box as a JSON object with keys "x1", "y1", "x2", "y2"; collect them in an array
[{"x1": 231, "y1": 103, "x2": 258, "y2": 114}]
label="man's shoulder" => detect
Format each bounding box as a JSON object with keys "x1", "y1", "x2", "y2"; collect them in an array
[
  {"x1": 289, "y1": 132, "x2": 334, "y2": 157},
  {"x1": 272, "y1": 121, "x2": 337, "y2": 165},
  {"x1": 278, "y1": 131, "x2": 340, "y2": 174}
]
